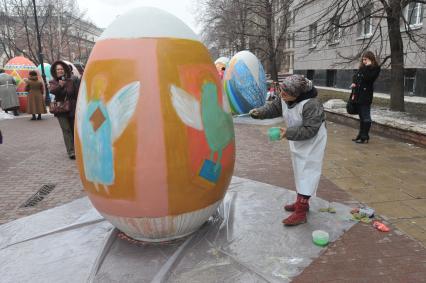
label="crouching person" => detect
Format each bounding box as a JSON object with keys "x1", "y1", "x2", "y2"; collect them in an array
[{"x1": 249, "y1": 75, "x2": 327, "y2": 226}]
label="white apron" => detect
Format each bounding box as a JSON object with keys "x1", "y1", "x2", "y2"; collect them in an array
[{"x1": 282, "y1": 99, "x2": 327, "y2": 196}]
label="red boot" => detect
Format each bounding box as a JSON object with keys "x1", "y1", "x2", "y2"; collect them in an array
[
  {"x1": 284, "y1": 194, "x2": 310, "y2": 212},
  {"x1": 282, "y1": 197, "x2": 309, "y2": 226}
]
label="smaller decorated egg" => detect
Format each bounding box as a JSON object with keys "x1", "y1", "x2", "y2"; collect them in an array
[{"x1": 223, "y1": 51, "x2": 267, "y2": 114}]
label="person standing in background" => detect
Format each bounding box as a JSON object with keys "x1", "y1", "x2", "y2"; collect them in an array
[
  {"x1": 0, "y1": 68, "x2": 20, "y2": 116},
  {"x1": 350, "y1": 51, "x2": 381, "y2": 144},
  {"x1": 49, "y1": 61, "x2": 80, "y2": 159},
  {"x1": 25, "y1": 70, "x2": 47, "y2": 120}
]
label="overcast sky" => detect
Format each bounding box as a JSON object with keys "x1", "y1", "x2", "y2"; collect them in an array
[{"x1": 76, "y1": 0, "x2": 200, "y2": 33}]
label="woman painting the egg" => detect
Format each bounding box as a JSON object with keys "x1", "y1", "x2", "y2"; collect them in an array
[{"x1": 250, "y1": 75, "x2": 327, "y2": 226}]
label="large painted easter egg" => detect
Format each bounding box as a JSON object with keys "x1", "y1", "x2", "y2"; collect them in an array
[
  {"x1": 223, "y1": 50, "x2": 267, "y2": 114},
  {"x1": 4, "y1": 56, "x2": 37, "y2": 112},
  {"x1": 75, "y1": 7, "x2": 235, "y2": 242}
]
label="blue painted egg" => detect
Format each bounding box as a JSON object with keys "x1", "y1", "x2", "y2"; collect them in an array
[{"x1": 223, "y1": 51, "x2": 267, "y2": 114}]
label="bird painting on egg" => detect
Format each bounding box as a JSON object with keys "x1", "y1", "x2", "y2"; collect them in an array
[
  {"x1": 76, "y1": 77, "x2": 140, "y2": 193},
  {"x1": 170, "y1": 81, "x2": 234, "y2": 183}
]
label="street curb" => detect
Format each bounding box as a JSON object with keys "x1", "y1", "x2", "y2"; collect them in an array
[{"x1": 325, "y1": 110, "x2": 426, "y2": 147}]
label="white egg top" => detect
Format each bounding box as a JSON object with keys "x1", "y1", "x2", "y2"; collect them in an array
[{"x1": 99, "y1": 6, "x2": 199, "y2": 42}]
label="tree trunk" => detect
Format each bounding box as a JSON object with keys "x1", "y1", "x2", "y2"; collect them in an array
[
  {"x1": 269, "y1": 53, "x2": 278, "y2": 81},
  {"x1": 265, "y1": 1, "x2": 278, "y2": 81},
  {"x1": 387, "y1": 2, "x2": 405, "y2": 112}
]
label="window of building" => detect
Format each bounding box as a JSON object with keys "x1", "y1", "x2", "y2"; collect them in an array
[
  {"x1": 404, "y1": 69, "x2": 416, "y2": 96},
  {"x1": 358, "y1": 5, "x2": 373, "y2": 37},
  {"x1": 307, "y1": 70, "x2": 315, "y2": 80},
  {"x1": 328, "y1": 16, "x2": 341, "y2": 44},
  {"x1": 286, "y1": 33, "x2": 295, "y2": 49},
  {"x1": 403, "y1": 3, "x2": 423, "y2": 27},
  {"x1": 326, "y1": 69, "x2": 336, "y2": 87},
  {"x1": 309, "y1": 23, "x2": 317, "y2": 47}
]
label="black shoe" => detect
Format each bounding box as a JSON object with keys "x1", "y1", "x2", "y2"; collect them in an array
[
  {"x1": 37, "y1": 115, "x2": 41, "y2": 120},
  {"x1": 30, "y1": 117, "x2": 36, "y2": 120},
  {"x1": 355, "y1": 138, "x2": 369, "y2": 144},
  {"x1": 69, "y1": 154, "x2": 76, "y2": 160},
  {"x1": 352, "y1": 135, "x2": 361, "y2": 142}
]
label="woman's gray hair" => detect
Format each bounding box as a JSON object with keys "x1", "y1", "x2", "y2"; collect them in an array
[{"x1": 281, "y1": 75, "x2": 313, "y2": 97}]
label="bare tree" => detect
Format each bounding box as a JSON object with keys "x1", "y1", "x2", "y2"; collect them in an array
[
  {"x1": 197, "y1": 0, "x2": 251, "y2": 57},
  {"x1": 295, "y1": 0, "x2": 426, "y2": 111},
  {"x1": 197, "y1": 0, "x2": 294, "y2": 81},
  {"x1": 0, "y1": 0, "x2": 89, "y2": 65},
  {"x1": 246, "y1": 0, "x2": 293, "y2": 81}
]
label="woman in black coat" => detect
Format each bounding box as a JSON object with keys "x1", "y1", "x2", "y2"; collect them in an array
[{"x1": 350, "y1": 51, "x2": 380, "y2": 143}]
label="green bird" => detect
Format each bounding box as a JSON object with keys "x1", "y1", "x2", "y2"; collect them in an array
[{"x1": 170, "y1": 82, "x2": 234, "y2": 172}]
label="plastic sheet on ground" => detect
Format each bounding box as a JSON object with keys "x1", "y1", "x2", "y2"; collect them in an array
[
  {"x1": 233, "y1": 115, "x2": 284, "y2": 126},
  {"x1": 0, "y1": 176, "x2": 355, "y2": 283}
]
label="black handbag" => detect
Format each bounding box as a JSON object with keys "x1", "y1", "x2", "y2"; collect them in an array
[{"x1": 346, "y1": 90, "x2": 358, "y2": 115}]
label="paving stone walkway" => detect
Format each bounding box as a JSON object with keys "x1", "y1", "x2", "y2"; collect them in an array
[{"x1": 1, "y1": 114, "x2": 426, "y2": 281}]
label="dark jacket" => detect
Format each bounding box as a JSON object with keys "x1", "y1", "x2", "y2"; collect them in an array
[
  {"x1": 352, "y1": 65, "x2": 380, "y2": 105},
  {"x1": 49, "y1": 60, "x2": 80, "y2": 117},
  {"x1": 255, "y1": 87, "x2": 325, "y2": 141}
]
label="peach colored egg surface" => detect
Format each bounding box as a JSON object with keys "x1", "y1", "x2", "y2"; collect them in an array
[{"x1": 74, "y1": 7, "x2": 235, "y2": 242}]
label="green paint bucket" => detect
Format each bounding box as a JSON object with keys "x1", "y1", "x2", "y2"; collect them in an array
[
  {"x1": 268, "y1": 127, "x2": 281, "y2": 141},
  {"x1": 312, "y1": 230, "x2": 329, "y2": 246}
]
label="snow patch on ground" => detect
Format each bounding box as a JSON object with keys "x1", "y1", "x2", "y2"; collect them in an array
[
  {"x1": 323, "y1": 99, "x2": 346, "y2": 109},
  {"x1": 317, "y1": 86, "x2": 426, "y2": 104},
  {"x1": 325, "y1": 104, "x2": 426, "y2": 135},
  {"x1": 0, "y1": 110, "x2": 15, "y2": 121}
]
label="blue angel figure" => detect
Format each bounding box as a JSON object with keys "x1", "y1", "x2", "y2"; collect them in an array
[{"x1": 76, "y1": 79, "x2": 140, "y2": 193}]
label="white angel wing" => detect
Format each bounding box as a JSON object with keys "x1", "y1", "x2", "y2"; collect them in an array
[
  {"x1": 170, "y1": 85, "x2": 203, "y2": 130},
  {"x1": 106, "y1": 81, "x2": 140, "y2": 142},
  {"x1": 76, "y1": 80, "x2": 87, "y2": 141}
]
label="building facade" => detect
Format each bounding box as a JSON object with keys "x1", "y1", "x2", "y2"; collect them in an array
[
  {"x1": 64, "y1": 16, "x2": 103, "y2": 64},
  {"x1": 0, "y1": 12, "x2": 102, "y2": 66},
  {"x1": 288, "y1": 0, "x2": 426, "y2": 97}
]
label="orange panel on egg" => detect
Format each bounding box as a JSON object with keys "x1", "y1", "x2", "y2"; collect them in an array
[
  {"x1": 76, "y1": 58, "x2": 139, "y2": 200},
  {"x1": 157, "y1": 39, "x2": 235, "y2": 215}
]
